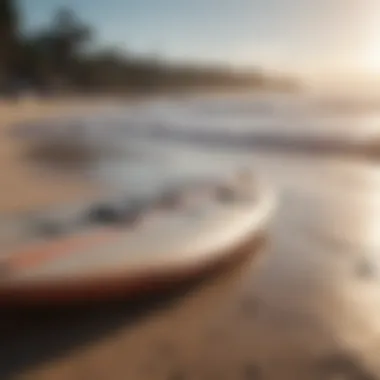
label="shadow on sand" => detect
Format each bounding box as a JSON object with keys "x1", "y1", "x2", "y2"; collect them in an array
[{"x1": 0, "y1": 236, "x2": 266, "y2": 378}]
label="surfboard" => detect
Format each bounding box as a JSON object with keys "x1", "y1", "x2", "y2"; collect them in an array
[{"x1": 0, "y1": 170, "x2": 275, "y2": 305}]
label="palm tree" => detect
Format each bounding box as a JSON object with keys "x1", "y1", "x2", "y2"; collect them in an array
[
  {"x1": 49, "y1": 7, "x2": 91, "y2": 83},
  {"x1": 0, "y1": 0, "x2": 20, "y2": 88}
]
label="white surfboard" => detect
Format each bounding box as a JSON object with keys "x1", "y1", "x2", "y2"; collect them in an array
[{"x1": 0, "y1": 169, "x2": 275, "y2": 304}]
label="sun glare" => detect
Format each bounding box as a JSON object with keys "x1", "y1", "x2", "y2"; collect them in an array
[
  {"x1": 364, "y1": 40, "x2": 380, "y2": 73},
  {"x1": 362, "y1": 13, "x2": 380, "y2": 74}
]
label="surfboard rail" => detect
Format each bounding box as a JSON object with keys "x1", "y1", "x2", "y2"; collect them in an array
[{"x1": 0, "y1": 176, "x2": 275, "y2": 305}]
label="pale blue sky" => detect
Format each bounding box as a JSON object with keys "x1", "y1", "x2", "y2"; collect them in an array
[{"x1": 20, "y1": 0, "x2": 379, "y2": 79}]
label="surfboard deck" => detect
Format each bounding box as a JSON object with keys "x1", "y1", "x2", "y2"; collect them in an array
[{"x1": 0, "y1": 172, "x2": 275, "y2": 305}]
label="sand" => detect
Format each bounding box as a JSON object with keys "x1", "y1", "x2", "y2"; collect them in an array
[
  {"x1": 0, "y1": 97, "x2": 119, "y2": 213},
  {"x1": 0, "y1": 99, "x2": 378, "y2": 379}
]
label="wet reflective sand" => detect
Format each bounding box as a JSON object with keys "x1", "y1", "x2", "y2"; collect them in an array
[{"x1": 2, "y1": 143, "x2": 380, "y2": 380}]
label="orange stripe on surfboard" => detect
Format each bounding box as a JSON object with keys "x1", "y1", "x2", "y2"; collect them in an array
[{"x1": 8, "y1": 229, "x2": 120, "y2": 271}]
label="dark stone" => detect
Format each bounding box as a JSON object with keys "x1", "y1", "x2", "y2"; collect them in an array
[
  {"x1": 87, "y1": 204, "x2": 124, "y2": 224},
  {"x1": 87, "y1": 203, "x2": 141, "y2": 225}
]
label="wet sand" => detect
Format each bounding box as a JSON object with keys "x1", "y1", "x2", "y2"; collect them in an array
[
  {"x1": 0, "y1": 98, "x2": 123, "y2": 213},
  {"x1": 1, "y1": 101, "x2": 380, "y2": 379}
]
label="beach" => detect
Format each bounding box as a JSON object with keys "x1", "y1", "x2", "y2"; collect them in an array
[
  {"x1": 0, "y1": 97, "x2": 120, "y2": 213},
  {"x1": 1, "y1": 94, "x2": 380, "y2": 379}
]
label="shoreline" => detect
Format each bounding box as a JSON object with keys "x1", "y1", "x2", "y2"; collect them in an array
[{"x1": 0, "y1": 97, "x2": 119, "y2": 214}]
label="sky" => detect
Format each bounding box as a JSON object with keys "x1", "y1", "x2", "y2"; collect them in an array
[{"x1": 19, "y1": 0, "x2": 380, "y2": 82}]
